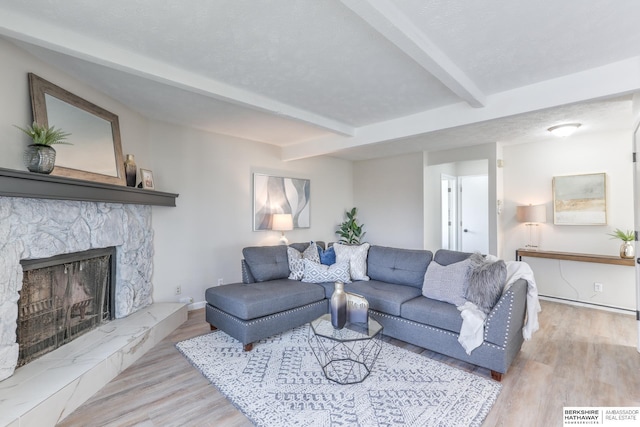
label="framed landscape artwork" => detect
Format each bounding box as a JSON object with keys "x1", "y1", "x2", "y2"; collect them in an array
[
  {"x1": 552, "y1": 173, "x2": 607, "y2": 225},
  {"x1": 253, "y1": 173, "x2": 310, "y2": 231}
]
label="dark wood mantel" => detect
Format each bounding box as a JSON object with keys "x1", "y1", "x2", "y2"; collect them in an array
[{"x1": 0, "y1": 167, "x2": 178, "y2": 207}]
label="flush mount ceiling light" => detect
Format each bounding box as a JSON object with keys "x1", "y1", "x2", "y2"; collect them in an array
[{"x1": 548, "y1": 123, "x2": 581, "y2": 137}]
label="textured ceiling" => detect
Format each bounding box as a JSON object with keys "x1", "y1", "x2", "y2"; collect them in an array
[{"x1": 1, "y1": 0, "x2": 639, "y2": 160}]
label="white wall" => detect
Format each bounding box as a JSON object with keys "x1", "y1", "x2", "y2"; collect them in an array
[
  {"x1": 502, "y1": 130, "x2": 635, "y2": 310},
  {"x1": 352, "y1": 153, "x2": 423, "y2": 249},
  {"x1": 150, "y1": 122, "x2": 353, "y2": 304}
]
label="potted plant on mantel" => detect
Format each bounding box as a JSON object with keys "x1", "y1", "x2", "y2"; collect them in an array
[
  {"x1": 336, "y1": 207, "x2": 366, "y2": 244},
  {"x1": 15, "y1": 121, "x2": 72, "y2": 174},
  {"x1": 607, "y1": 228, "x2": 635, "y2": 259}
]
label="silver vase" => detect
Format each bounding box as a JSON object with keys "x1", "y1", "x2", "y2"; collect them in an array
[
  {"x1": 330, "y1": 281, "x2": 347, "y2": 329},
  {"x1": 620, "y1": 241, "x2": 635, "y2": 259}
]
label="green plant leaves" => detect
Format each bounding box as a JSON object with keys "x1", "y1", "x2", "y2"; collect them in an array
[
  {"x1": 14, "y1": 121, "x2": 72, "y2": 146},
  {"x1": 335, "y1": 207, "x2": 366, "y2": 244},
  {"x1": 607, "y1": 228, "x2": 634, "y2": 242}
]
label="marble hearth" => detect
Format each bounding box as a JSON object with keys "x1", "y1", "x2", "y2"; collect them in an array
[{"x1": 0, "y1": 302, "x2": 186, "y2": 427}]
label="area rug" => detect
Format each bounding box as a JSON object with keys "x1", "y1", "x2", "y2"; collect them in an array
[{"x1": 176, "y1": 325, "x2": 501, "y2": 426}]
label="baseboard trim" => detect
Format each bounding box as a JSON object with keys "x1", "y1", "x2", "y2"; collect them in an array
[
  {"x1": 539, "y1": 295, "x2": 635, "y2": 315},
  {"x1": 188, "y1": 301, "x2": 207, "y2": 311}
]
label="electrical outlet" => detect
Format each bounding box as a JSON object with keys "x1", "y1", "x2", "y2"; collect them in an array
[
  {"x1": 594, "y1": 282, "x2": 603, "y2": 292},
  {"x1": 217, "y1": 278, "x2": 224, "y2": 286},
  {"x1": 175, "y1": 285, "x2": 182, "y2": 295}
]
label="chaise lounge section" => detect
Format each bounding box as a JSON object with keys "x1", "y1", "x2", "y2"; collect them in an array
[
  {"x1": 205, "y1": 242, "x2": 529, "y2": 380},
  {"x1": 205, "y1": 243, "x2": 328, "y2": 351}
]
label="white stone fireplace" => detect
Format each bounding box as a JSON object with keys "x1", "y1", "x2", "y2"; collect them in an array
[
  {"x1": 0, "y1": 196, "x2": 155, "y2": 381},
  {"x1": 0, "y1": 191, "x2": 185, "y2": 426}
]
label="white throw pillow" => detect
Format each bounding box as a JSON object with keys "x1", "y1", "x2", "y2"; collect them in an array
[
  {"x1": 287, "y1": 242, "x2": 320, "y2": 280},
  {"x1": 422, "y1": 258, "x2": 471, "y2": 307},
  {"x1": 301, "y1": 259, "x2": 351, "y2": 284},
  {"x1": 333, "y1": 243, "x2": 370, "y2": 281}
]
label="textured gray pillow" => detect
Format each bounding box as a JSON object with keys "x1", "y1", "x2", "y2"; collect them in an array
[
  {"x1": 465, "y1": 253, "x2": 507, "y2": 314},
  {"x1": 421, "y1": 258, "x2": 471, "y2": 306}
]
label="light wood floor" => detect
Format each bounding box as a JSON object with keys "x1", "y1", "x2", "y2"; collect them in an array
[{"x1": 58, "y1": 300, "x2": 640, "y2": 427}]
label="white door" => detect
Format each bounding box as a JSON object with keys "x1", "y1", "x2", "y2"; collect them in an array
[{"x1": 459, "y1": 175, "x2": 489, "y2": 253}]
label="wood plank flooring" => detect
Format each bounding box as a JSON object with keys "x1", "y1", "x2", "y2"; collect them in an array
[{"x1": 58, "y1": 300, "x2": 640, "y2": 427}]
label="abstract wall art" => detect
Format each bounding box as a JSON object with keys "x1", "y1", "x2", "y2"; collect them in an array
[
  {"x1": 553, "y1": 173, "x2": 607, "y2": 225},
  {"x1": 253, "y1": 173, "x2": 310, "y2": 230}
]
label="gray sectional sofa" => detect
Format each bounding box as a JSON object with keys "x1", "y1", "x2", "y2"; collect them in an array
[{"x1": 205, "y1": 242, "x2": 528, "y2": 381}]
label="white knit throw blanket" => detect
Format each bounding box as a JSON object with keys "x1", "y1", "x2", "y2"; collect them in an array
[{"x1": 457, "y1": 259, "x2": 541, "y2": 354}]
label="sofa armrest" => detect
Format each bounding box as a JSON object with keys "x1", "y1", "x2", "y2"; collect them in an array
[
  {"x1": 484, "y1": 278, "x2": 527, "y2": 347},
  {"x1": 241, "y1": 259, "x2": 256, "y2": 284}
]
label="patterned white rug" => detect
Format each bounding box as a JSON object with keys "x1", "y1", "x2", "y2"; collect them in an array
[{"x1": 176, "y1": 325, "x2": 501, "y2": 427}]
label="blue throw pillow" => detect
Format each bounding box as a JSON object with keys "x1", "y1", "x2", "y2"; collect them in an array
[{"x1": 317, "y1": 246, "x2": 336, "y2": 265}]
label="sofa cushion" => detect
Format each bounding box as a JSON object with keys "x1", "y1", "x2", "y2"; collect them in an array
[
  {"x1": 290, "y1": 241, "x2": 325, "y2": 252},
  {"x1": 205, "y1": 279, "x2": 325, "y2": 320},
  {"x1": 334, "y1": 243, "x2": 370, "y2": 281},
  {"x1": 466, "y1": 253, "x2": 507, "y2": 313},
  {"x1": 301, "y1": 259, "x2": 351, "y2": 284},
  {"x1": 287, "y1": 242, "x2": 320, "y2": 280},
  {"x1": 433, "y1": 249, "x2": 473, "y2": 266},
  {"x1": 401, "y1": 296, "x2": 464, "y2": 334},
  {"x1": 346, "y1": 280, "x2": 422, "y2": 316},
  {"x1": 242, "y1": 245, "x2": 290, "y2": 282},
  {"x1": 421, "y1": 258, "x2": 471, "y2": 307},
  {"x1": 367, "y1": 245, "x2": 432, "y2": 289},
  {"x1": 315, "y1": 281, "x2": 339, "y2": 299}
]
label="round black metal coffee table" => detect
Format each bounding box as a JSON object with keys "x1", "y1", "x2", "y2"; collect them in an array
[{"x1": 308, "y1": 314, "x2": 383, "y2": 384}]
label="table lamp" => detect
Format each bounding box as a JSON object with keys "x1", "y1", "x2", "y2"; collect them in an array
[{"x1": 272, "y1": 213, "x2": 293, "y2": 245}]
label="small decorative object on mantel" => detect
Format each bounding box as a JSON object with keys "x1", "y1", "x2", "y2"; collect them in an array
[
  {"x1": 138, "y1": 168, "x2": 155, "y2": 190},
  {"x1": 330, "y1": 281, "x2": 347, "y2": 329},
  {"x1": 346, "y1": 292, "x2": 369, "y2": 324},
  {"x1": 124, "y1": 154, "x2": 137, "y2": 187},
  {"x1": 607, "y1": 228, "x2": 635, "y2": 259},
  {"x1": 14, "y1": 121, "x2": 71, "y2": 174}
]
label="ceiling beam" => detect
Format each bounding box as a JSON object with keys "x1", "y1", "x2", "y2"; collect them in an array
[
  {"x1": 0, "y1": 10, "x2": 355, "y2": 137},
  {"x1": 340, "y1": 0, "x2": 486, "y2": 108},
  {"x1": 282, "y1": 56, "x2": 640, "y2": 160}
]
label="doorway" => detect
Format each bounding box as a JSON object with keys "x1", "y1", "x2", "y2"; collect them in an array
[
  {"x1": 439, "y1": 167, "x2": 489, "y2": 253},
  {"x1": 441, "y1": 174, "x2": 457, "y2": 249}
]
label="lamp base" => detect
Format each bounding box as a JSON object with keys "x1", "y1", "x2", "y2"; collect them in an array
[
  {"x1": 278, "y1": 232, "x2": 289, "y2": 245},
  {"x1": 525, "y1": 223, "x2": 541, "y2": 251}
]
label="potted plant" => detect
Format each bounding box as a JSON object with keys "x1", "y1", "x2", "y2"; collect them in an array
[
  {"x1": 607, "y1": 228, "x2": 635, "y2": 259},
  {"x1": 336, "y1": 207, "x2": 366, "y2": 244},
  {"x1": 15, "y1": 121, "x2": 71, "y2": 174}
]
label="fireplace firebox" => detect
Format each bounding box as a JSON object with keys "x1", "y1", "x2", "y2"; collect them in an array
[{"x1": 17, "y1": 247, "x2": 116, "y2": 367}]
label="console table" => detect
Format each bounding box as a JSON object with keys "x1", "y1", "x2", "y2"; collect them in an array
[{"x1": 515, "y1": 249, "x2": 635, "y2": 267}]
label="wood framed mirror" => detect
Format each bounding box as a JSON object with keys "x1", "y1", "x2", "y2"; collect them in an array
[{"x1": 28, "y1": 73, "x2": 126, "y2": 185}]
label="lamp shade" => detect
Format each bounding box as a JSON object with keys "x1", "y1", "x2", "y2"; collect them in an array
[
  {"x1": 272, "y1": 213, "x2": 293, "y2": 231},
  {"x1": 516, "y1": 204, "x2": 547, "y2": 223}
]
